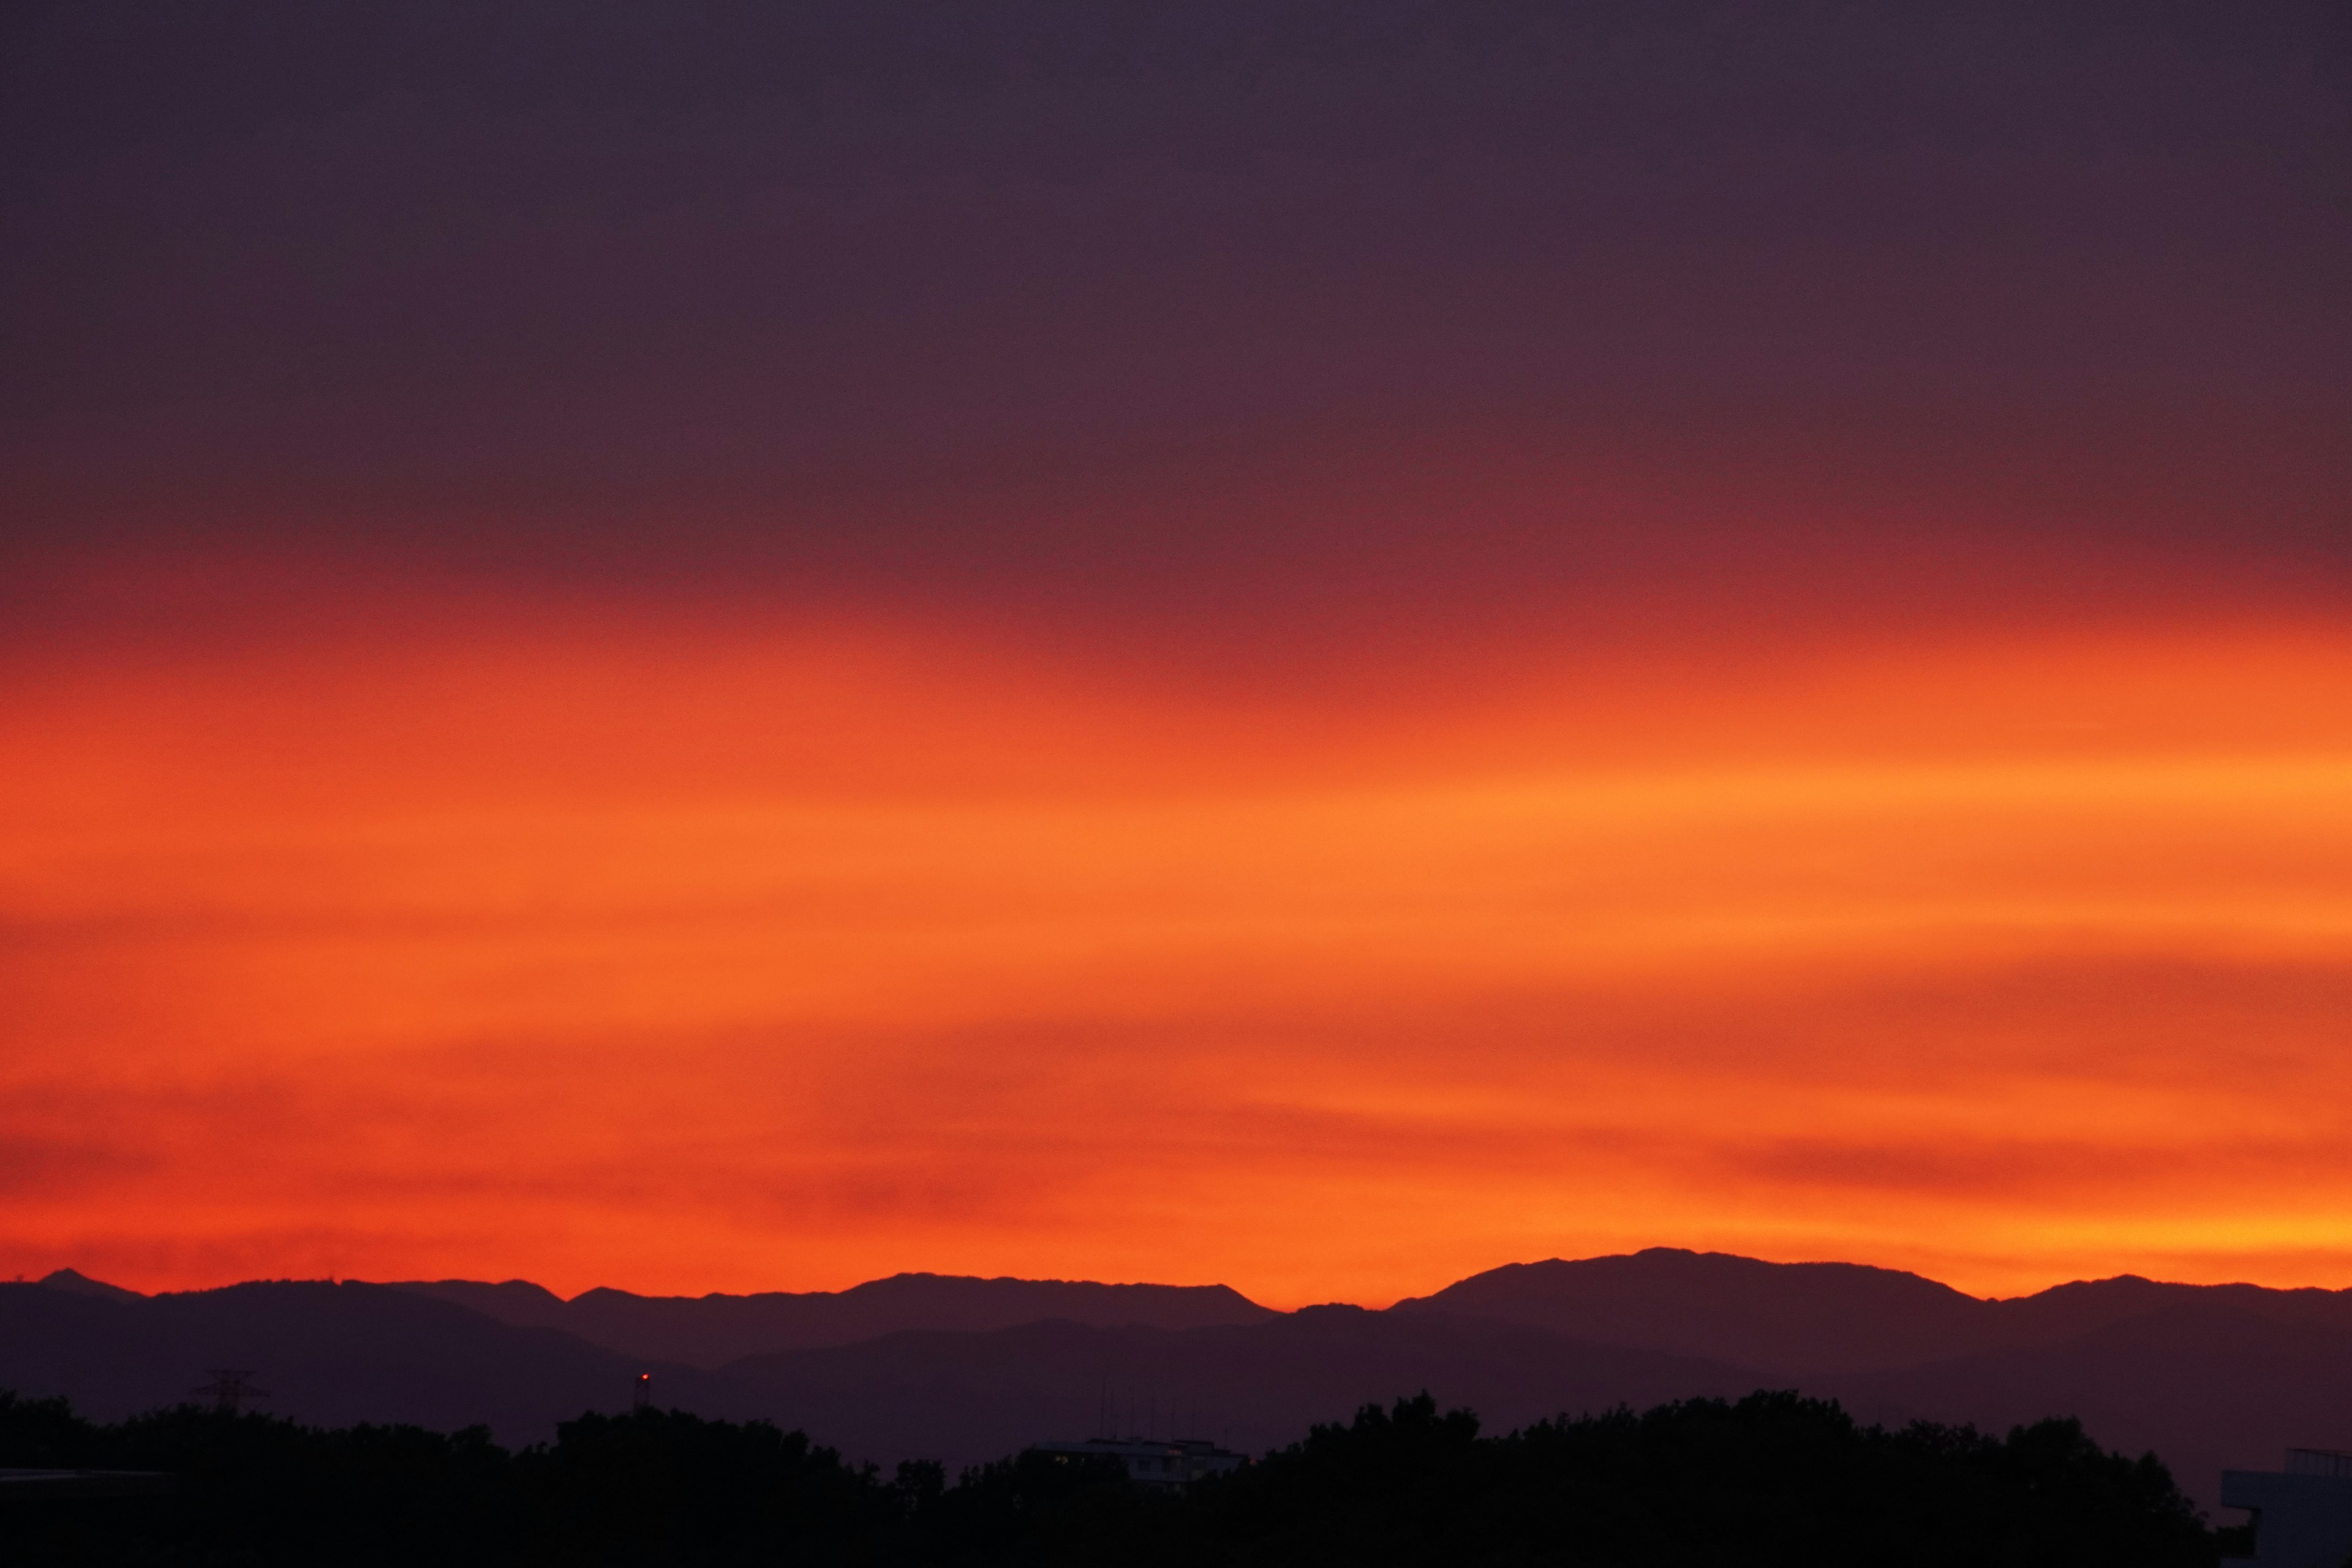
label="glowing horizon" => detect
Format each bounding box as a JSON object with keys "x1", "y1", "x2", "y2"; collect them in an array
[
  {"x1": 5, "y1": 3, "x2": 2346, "y2": 1322},
  {"x1": 9, "y1": 578, "x2": 2350, "y2": 1309}
]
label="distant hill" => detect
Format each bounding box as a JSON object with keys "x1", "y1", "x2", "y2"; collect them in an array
[
  {"x1": 718, "y1": 1306, "x2": 1755, "y2": 1473},
  {"x1": 716, "y1": 1294, "x2": 2352, "y2": 1512},
  {"x1": 1983, "y1": 1274, "x2": 2352, "y2": 1346},
  {"x1": 34, "y1": 1267, "x2": 145, "y2": 1303},
  {"x1": 17, "y1": 1253, "x2": 2352, "y2": 1512},
  {"x1": 1392, "y1": 1246, "x2": 2352, "y2": 1379},
  {"x1": 0, "y1": 1276, "x2": 1746, "y2": 1476},
  {"x1": 386, "y1": 1272, "x2": 1278, "y2": 1366},
  {"x1": 0, "y1": 1280, "x2": 723, "y2": 1442},
  {"x1": 1390, "y1": 1249, "x2": 1988, "y2": 1374}
]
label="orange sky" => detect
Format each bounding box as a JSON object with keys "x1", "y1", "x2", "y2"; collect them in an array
[
  {"x1": 6, "y1": 1, "x2": 2348, "y2": 1320},
  {"x1": 7, "y1": 592, "x2": 2350, "y2": 1305}
]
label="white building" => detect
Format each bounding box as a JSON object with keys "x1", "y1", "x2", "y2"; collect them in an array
[
  {"x1": 1028, "y1": 1436, "x2": 1246, "y2": 1490},
  {"x1": 2222, "y1": 1449, "x2": 2352, "y2": 1568}
]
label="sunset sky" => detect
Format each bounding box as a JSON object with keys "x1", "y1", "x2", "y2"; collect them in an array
[{"x1": 4, "y1": 1, "x2": 2348, "y2": 1306}]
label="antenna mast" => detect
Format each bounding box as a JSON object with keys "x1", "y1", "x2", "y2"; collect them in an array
[{"x1": 191, "y1": 1369, "x2": 268, "y2": 1414}]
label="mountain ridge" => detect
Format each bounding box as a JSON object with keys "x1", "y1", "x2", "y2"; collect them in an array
[
  {"x1": 388, "y1": 1270, "x2": 1280, "y2": 1366},
  {"x1": 1392, "y1": 1246, "x2": 2352, "y2": 1376},
  {"x1": 17, "y1": 1251, "x2": 2352, "y2": 1510},
  {"x1": 43, "y1": 1250, "x2": 2352, "y2": 1378}
]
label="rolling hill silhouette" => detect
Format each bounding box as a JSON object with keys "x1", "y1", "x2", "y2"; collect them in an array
[
  {"x1": 1390, "y1": 1249, "x2": 1989, "y2": 1374},
  {"x1": 13, "y1": 1251, "x2": 2352, "y2": 1511},
  {"x1": 717, "y1": 1305, "x2": 1754, "y2": 1472},
  {"x1": 386, "y1": 1272, "x2": 1276, "y2": 1366},
  {"x1": 1402, "y1": 1246, "x2": 2352, "y2": 1361},
  {"x1": 0, "y1": 1276, "x2": 725, "y2": 1439}
]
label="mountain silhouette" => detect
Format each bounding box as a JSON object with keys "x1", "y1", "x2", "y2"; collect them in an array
[
  {"x1": 1390, "y1": 1248, "x2": 1989, "y2": 1374},
  {"x1": 716, "y1": 1305, "x2": 1754, "y2": 1474},
  {"x1": 33, "y1": 1268, "x2": 145, "y2": 1303},
  {"x1": 1398, "y1": 1247, "x2": 2352, "y2": 1379},
  {"x1": 15, "y1": 1253, "x2": 2352, "y2": 1512},
  {"x1": 0, "y1": 1280, "x2": 722, "y2": 1441},
  {"x1": 387, "y1": 1272, "x2": 1277, "y2": 1366},
  {"x1": 1983, "y1": 1274, "x2": 2352, "y2": 1344}
]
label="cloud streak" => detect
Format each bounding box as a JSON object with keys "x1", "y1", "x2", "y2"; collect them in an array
[{"x1": 6, "y1": 607, "x2": 2350, "y2": 1301}]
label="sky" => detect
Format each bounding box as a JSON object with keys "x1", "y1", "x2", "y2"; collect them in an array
[{"x1": 3, "y1": 1, "x2": 2350, "y2": 1306}]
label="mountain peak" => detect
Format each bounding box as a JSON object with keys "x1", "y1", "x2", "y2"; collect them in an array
[
  {"x1": 1393, "y1": 1250, "x2": 1985, "y2": 1376},
  {"x1": 387, "y1": 1270, "x2": 1275, "y2": 1366},
  {"x1": 36, "y1": 1268, "x2": 143, "y2": 1302}
]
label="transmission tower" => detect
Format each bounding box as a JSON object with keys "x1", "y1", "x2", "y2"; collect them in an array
[
  {"x1": 192, "y1": 1369, "x2": 268, "y2": 1414},
  {"x1": 631, "y1": 1372, "x2": 652, "y2": 1412}
]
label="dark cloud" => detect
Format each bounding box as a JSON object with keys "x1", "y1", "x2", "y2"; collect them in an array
[{"x1": 2, "y1": 1, "x2": 2344, "y2": 627}]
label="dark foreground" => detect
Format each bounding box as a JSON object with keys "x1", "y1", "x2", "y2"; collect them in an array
[{"x1": 1, "y1": 1387, "x2": 2226, "y2": 1566}]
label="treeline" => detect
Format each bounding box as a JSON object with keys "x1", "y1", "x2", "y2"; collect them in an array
[{"x1": 0, "y1": 1387, "x2": 2225, "y2": 1566}]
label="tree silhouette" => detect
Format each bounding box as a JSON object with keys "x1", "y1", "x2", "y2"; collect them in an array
[{"x1": 0, "y1": 1385, "x2": 2223, "y2": 1565}]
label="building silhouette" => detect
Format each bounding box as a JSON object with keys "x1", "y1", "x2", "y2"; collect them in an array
[
  {"x1": 1028, "y1": 1436, "x2": 1245, "y2": 1490},
  {"x1": 2222, "y1": 1449, "x2": 2352, "y2": 1568}
]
